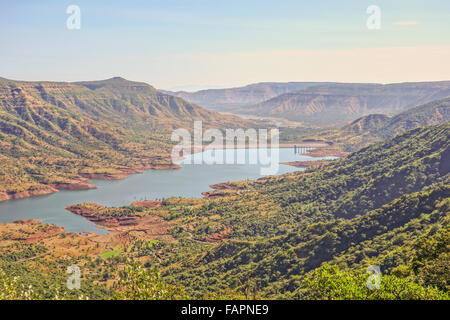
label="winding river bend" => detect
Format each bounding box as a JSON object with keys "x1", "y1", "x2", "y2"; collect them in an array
[{"x1": 0, "y1": 148, "x2": 335, "y2": 234}]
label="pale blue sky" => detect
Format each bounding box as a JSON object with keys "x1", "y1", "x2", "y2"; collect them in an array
[{"x1": 1, "y1": 0, "x2": 449, "y2": 90}]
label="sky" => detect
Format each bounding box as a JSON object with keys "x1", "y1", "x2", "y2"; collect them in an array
[{"x1": 1, "y1": 0, "x2": 450, "y2": 90}]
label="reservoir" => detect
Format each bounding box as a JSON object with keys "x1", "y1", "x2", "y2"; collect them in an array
[{"x1": 0, "y1": 148, "x2": 336, "y2": 234}]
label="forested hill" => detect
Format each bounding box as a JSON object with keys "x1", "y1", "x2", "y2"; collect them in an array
[
  {"x1": 158, "y1": 122, "x2": 449, "y2": 298},
  {"x1": 343, "y1": 97, "x2": 450, "y2": 138},
  {"x1": 268, "y1": 123, "x2": 449, "y2": 220},
  {"x1": 0, "y1": 122, "x2": 448, "y2": 299},
  {"x1": 314, "y1": 97, "x2": 450, "y2": 152}
]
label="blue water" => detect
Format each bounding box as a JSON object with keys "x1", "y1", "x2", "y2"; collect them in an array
[{"x1": 0, "y1": 148, "x2": 335, "y2": 234}]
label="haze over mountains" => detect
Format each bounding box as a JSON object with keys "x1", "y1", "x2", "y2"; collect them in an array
[
  {"x1": 164, "y1": 82, "x2": 331, "y2": 111},
  {"x1": 167, "y1": 81, "x2": 450, "y2": 126}
]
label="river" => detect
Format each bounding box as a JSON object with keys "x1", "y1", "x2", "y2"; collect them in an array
[{"x1": 0, "y1": 148, "x2": 336, "y2": 234}]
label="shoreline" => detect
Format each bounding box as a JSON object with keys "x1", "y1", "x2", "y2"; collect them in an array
[
  {"x1": 280, "y1": 159, "x2": 337, "y2": 168},
  {"x1": 65, "y1": 203, "x2": 175, "y2": 242},
  {"x1": 0, "y1": 143, "x2": 342, "y2": 205},
  {"x1": 0, "y1": 163, "x2": 182, "y2": 204}
]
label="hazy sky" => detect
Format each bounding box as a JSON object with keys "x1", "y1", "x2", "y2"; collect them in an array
[{"x1": 1, "y1": 0, "x2": 450, "y2": 90}]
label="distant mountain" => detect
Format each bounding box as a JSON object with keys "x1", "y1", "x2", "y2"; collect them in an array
[
  {"x1": 343, "y1": 97, "x2": 450, "y2": 137},
  {"x1": 164, "y1": 82, "x2": 332, "y2": 111},
  {"x1": 324, "y1": 97, "x2": 450, "y2": 151},
  {"x1": 0, "y1": 77, "x2": 253, "y2": 196},
  {"x1": 341, "y1": 114, "x2": 390, "y2": 135},
  {"x1": 243, "y1": 81, "x2": 450, "y2": 126},
  {"x1": 0, "y1": 77, "x2": 243, "y2": 129}
]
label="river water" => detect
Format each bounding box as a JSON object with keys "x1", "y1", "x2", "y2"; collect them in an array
[{"x1": 0, "y1": 148, "x2": 335, "y2": 234}]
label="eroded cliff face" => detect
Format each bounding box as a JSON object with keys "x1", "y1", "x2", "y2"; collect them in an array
[
  {"x1": 167, "y1": 82, "x2": 330, "y2": 110},
  {"x1": 0, "y1": 77, "x2": 252, "y2": 199},
  {"x1": 0, "y1": 77, "x2": 251, "y2": 128},
  {"x1": 244, "y1": 82, "x2": 450, "y2": 125}
]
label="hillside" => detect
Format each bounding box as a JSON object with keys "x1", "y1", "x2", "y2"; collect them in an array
[
  {"x1": 376, "y1": 97, "x2": 450, "y2": 139},
  {"x1": 165, "y1": 82, "x2": 331, "y2": 111},
  {"x1": 158, "y1": 122, "x2": 449, "y2": 297},
  {"x1": 341, "y1": 114, "x2": 390, "y2": 135},
  {"x1": 1, "y1": 76, "x2": 449, "y2": 300},
  {"x1": 323, "y1": 97, "x2": 450, "y2": 151},
  {"x1": 0, "y1": 77, "x2": 254, "y2": 198},
  {"x1": 243, "y1": 81, "x2": 450, "y2": 126},
  {"x1": 0, "y1": 77, "x2": 246, "y2": 130},
  {"x1": 3, "y1": 123, "x2": 446, "y2": 299},
  {"x1": 164, "y1": 184, "x2": 449, "y2": 298}
]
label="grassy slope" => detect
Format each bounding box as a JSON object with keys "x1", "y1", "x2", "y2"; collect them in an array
[
  {"x1": 154, "y1": 123, "x2": 449, "y2": 297},
  {"x1": 0, "y1": 77, "x2": 254, "y2": 193},
  {"x1": 303, "y1": 97, "x2": 450, "y2": 152},
  {"x1": 22, "y1": 122, "x2": 446, "y2": 299}
]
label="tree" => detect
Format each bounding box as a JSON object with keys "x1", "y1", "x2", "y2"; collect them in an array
[
  {"x1": 114, "y1": 264, "x2": 187, "y2": 300},
  {"x1": 298, "y1": 264, "x2": 449, "y2": 300},
  {"x1": 0, "y1": 268, "x2": 37, "y2": 300}
]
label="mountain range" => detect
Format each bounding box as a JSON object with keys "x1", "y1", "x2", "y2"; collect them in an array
[
  {"x1": 1, "y1": 76, "x2": 245, "y2": 129},
  {"x1": 246, "y1": 82, "x2": 450, "y2": 125},
  {"x1": 164, "y1": 82, "x2": 331, "y2": 111},
  {"x1": 0, "y1": 75, "x2": 449, "y2": 300},
  {"x1": 168, "y1": 81, "x2": 450, "y2": 126}
]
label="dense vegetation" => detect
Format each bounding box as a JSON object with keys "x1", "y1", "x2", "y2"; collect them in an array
[
  {"x1": 302, "y1": 97, "x2": 450, "y2": 152},
  {"x1": 146, "y1": 123, "x2": 450, "y2": 298},
  {"x1": 1, "y1": 76, "x2": 449, "y2": 300},
  {"x1": 2, "y1": 122, "x2": 447, "y2": 300}
]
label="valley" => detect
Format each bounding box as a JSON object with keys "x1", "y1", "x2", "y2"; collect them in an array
[
  {"x1": 0, "y1": 147, "x2": 331, "y2": 232},
  {"x1": 0, "y1": 76, "x2": 449, "y2": 301},
  {"x1": 171, "y1": 81, "x2": 450, "y2": 126},
  {"x1": 2, "y1": 0, "x2": 449, "y2": 305},
  {"x1": 0, "y1": 77, "x2": 257, "y2": 200},
  {"x1": 0, "y1": 120, "x2": 448, "y2": 299}
]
